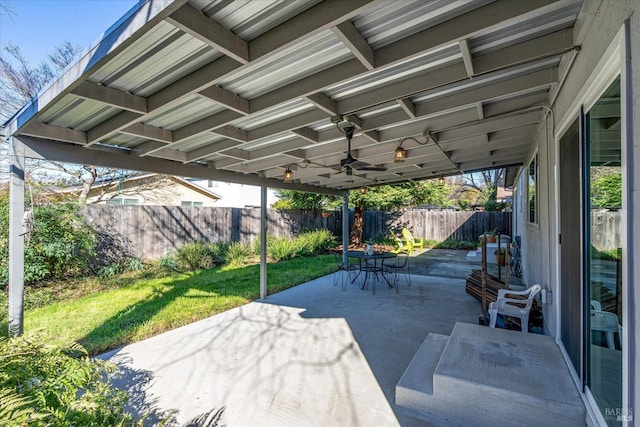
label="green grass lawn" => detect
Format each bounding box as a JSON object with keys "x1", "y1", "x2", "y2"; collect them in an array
[{"x1": 2, "y1": 255, "x2": 335, "y2": 355}]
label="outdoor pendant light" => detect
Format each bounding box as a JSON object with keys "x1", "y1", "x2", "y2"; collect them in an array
[
  {"x1": 283, "y1": 166, "x2": 293, "y2": 183},
  {"x1": 394, "y1": 143, "x2": 407, "y2": 163}
]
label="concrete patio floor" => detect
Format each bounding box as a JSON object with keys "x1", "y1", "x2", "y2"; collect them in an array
[{"x1": 104, "y1": 250, "x2": 481, "y2": 426}]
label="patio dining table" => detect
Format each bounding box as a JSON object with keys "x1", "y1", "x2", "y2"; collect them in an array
[{"x1": 346, "y1": 251, "x2": 397, "y2": 294}]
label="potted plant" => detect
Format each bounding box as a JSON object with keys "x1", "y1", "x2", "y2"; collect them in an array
[
  {"x1": 480, "y1": 229, "x2": 497, "y2": 244},
  {"x1": 321, "y1": 210, "x2": 330, "y2": 218},
  {"x1": 495, "y1": 247, "x2": 510, "y2": 266}
]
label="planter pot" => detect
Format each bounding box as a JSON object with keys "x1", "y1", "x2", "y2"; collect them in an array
[
  {"x1": 321, "y1": 212, "x2": 330, "y2": 218},
  {"x1": 486, "y1": 235, "x2": 496, "y2": 243},
  {"x1": 496, "y1": 254, "x2": 506, "y2": 266}
]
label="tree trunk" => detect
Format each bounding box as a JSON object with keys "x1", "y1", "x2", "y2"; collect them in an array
[
  {"x1": 78, "y1": 165, "x2": 97, "y2": 205},
  {"x1": 350, "y1": 206, "x2": 364, "y2": 247}
]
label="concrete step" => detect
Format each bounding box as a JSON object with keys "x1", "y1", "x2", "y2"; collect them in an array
[
  {"x1": 395, "y1": 323, "x2": 586, "y2": 426},
  {"x1": 396, "y1": 333, "x2": 448, "y2": 411}
]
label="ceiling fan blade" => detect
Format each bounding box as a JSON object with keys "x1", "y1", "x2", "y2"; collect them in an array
[
  {"x1": 357, "y1": 165, "x2": 388, "y2": 172},
  {"x1": 349, "y1": 160, "x2": 372, "y2": 169}
]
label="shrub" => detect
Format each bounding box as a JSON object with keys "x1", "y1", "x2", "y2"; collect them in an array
[
  {"x1": 297, "y1": 229, "x2": 336, "y2": 254},
  {"x1": 0, "y1": 193, "x2": 97, "y2": 287},
  {"x1": 175, "y1": 241, "x2": 213, "y2": 271},
  {"x1": 267, "y1": 237, "x2": 300, "y2": 261},
  {"x1": 97, "y1": 258, "x2": 144, "y2": 278},
  {"x1": 433, "y1": 239, "x2": 479, "y2": 250},
  {"x1": 207, "y1": 242, "x2": 229, "y2": 265},
  {"x1": 158, "y1": 254, "x2": 181, "y2": 272},
  {"x1": 225, "y1": 242, "x2": 252, "y2": 268},
  {"x1": 0, "y1": 334, "x2": 144, "y2": 426},
  {"x1": 97, "y1": 263, "x2": 123, "y2": 278}
]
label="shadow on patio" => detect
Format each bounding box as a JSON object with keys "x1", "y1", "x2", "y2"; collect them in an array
[{"x1": 105, "y1": 255, "x2": 480, "y2": 426}]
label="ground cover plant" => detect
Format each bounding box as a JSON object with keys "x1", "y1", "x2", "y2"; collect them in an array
[{"x1": 0, "y1": 334, "x2": 144, "y2": 426}]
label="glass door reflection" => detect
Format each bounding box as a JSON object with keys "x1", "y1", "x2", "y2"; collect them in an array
[{"x1": 586, "y1": 76, "x2": 622, "y2": 425}]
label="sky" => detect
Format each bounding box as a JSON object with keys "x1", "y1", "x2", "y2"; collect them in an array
[{"x1": 0, "y1": 0, "x2": 139, "y2": 66}]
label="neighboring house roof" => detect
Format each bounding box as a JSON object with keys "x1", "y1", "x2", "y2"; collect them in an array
[{"x1": 57, "y1": 173, "x2": 222, "y2": 204}]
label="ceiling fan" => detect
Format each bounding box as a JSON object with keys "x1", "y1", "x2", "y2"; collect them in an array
[{"x1": 338, "y1": 125, "x2": 387, "y2": 175}]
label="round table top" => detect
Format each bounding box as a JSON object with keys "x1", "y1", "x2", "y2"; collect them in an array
[{"x1": 346, "y1": 250, "x2": 397, "y2": 259}]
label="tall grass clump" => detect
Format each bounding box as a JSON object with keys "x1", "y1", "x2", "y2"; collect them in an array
[
  {"x1": 297, "y1": 229, "x2": 336, "y2": 253},
  {"x1": 267, "y1": 237, "x2": 300, "y2": 261},
  {"x1": 175, "y1": 241, "x2": 214, "y2": 270},
  {"x1": 207, "y1": 242, "x2": 229, "y2": 265},
  {"x1": 225, "y1": 242, "x2": 252, "y2": 267}
]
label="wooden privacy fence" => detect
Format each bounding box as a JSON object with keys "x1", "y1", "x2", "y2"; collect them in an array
[{"x1": 80, "y1": 205, "x2": 511, "y2": 259}]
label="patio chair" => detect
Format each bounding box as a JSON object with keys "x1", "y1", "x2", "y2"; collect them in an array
[
  {"x1": 590, "y1": 300, "x2": 622, "y2": 350},
  {"x1": 333, "y1": 252, "x2": 358, "y2": 291},
  {"x1": 401, "y1": 228, "x2": 425, "y2": 251},
  {"x1": 384, "y1": 254, "x2": 411, "y2": 292},
  {"x1": 488, "y1": 284, "x2": 541, "y2": 333},
  {"x1": 391, "y1": 234, "x2": 412, "y2": 254}
]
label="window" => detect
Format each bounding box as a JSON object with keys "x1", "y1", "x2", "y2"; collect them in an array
[
  {"x1": 181, "y1": 201, "x2": 204, "y2": 207},
  {"x1": 527, "y1": 155, "x2": 537, "y2": 223},
  {"x1": 107, "y1": 198, "x2": 139, "y2": 205}
]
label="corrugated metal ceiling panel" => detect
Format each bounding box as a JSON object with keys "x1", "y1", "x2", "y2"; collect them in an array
[
  {"x1": 325, "y1": 44, "x2": 460, "y2": 100},
  {"x1": 230, "y1": 99, "x2": 314, "y2": 131},
  {"x1": 199, "y1": 0, "x2": 324, "y2": 41},
  {"x1": 39, "y1": 96, "x2": 121, "y2": 132},
  {"x1": 221, "y1": 30, "x2": 352, "y2": 99},
  {"x1": 355, "y1": 0, "x2": 492, "y2": 49},
  {"x1": 144, "y1": 96, "x2": 226, "y2": 130},
  {"x1": 89, "y1": 21, "x2": 222, "y2": 97}
]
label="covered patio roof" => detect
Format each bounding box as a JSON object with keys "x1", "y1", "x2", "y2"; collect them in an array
[{"x1": 3, "y1": 0, "x2": 582, "y2": 194}]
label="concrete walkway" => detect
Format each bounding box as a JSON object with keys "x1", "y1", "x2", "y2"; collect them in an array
[{"x1": 104, "y1": 251, "x2": 481, "y2": 426}]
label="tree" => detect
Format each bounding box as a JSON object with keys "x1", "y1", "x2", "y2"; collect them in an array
[
  {"x1": 0, "y1": 38, "x2": 142, "y2": 203},
  {"x1": 271, "y1": 189, "x2": 338, "y2": 210},
  {"x1": 451, "y1": 169, "x2": 507, "y2": 211},
  {"x1": 274, "y1": 180, "x2": 452, "y2": 246},
  {"x1": 591, "y1": 172, "x2": 622, "y2": 209}
]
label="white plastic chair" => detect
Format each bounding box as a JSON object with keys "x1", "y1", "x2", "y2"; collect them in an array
[
  {"x1": 590, "y1": 300, "x2": 622, "y2": 350},
  {"x1": 488, "y1": 284, "x2": 541, "y2": 333}
]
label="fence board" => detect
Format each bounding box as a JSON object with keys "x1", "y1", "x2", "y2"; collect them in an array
[{"x1": 80, "y1": 206, "x2": 512, "y2": 259}]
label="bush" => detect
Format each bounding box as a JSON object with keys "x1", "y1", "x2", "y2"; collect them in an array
[
  {"x1": 158, "y1": 254, "x2": 182, "y2": 272},
  {"x1": 207, "y1": 242, "x2": 229, "y2": 265},
  {"x1": 0, "y1": 334, "x2": 144, "y2": 426},
  {"x1": 429, "y1": 239, "x2": 479, "y2": 250},
  {"x1": 0, "y1": 191, "x2": 97, "y2": 287},
  {"x1": 267, "y1": 237, "x2": 300, "y2": 262},
  {"x1": 225, "y1": 242, "x2": 252, "y2": 268},
  {"x1": 175, "y1": 241, "x2": 214, "y2": 271},
  {"x1": 297, "y1": 229, "x2": 336, "y2": 254},
  {"x1": 97, "y1": 258, "x2": 144, "y2": 278}
]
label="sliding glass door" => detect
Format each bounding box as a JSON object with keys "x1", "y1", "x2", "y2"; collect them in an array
[{"x1": 585, "y1": 76, "x2": 623, "y2": 425}]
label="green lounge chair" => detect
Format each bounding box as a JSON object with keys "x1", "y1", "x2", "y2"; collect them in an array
[
  {"x1": 402, "y1": 228, "x2": 424, "y2": 251},
  {"x1": 391, "y1": 234, "x2": 412, "y2": 254}
]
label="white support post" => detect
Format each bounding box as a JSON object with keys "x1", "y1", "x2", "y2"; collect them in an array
[
  {"x1": 260, "y1": 185, "x2": 267, "y2": 300},
  {"x1": 342, "y1": 193, "x2": 349, "y2": 267},
  {"x1": 8, "y1": 137, "x2": 25, "y2": 336}
]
